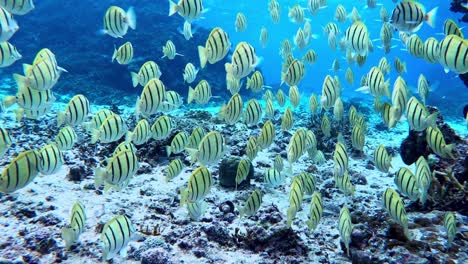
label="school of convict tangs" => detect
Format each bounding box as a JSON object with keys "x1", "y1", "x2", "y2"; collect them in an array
[{"x1": 0, "y1": 0, "x2": 467, "y2": 262}]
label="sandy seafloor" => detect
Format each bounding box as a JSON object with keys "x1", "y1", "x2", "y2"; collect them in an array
[{"x1": 0, "y1": 77, "x2": 467, "y2": 264}]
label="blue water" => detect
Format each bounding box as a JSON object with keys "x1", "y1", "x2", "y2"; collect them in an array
[{"x1": 0, "y1": 0, "x2": 467, "y2": 118}]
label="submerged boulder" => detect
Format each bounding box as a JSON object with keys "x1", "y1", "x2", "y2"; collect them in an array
[{"x1": 218, "y1": 156, "x2": 254, "y2": 188}]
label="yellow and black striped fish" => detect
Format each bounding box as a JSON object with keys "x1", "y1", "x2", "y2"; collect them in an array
[
  {"x1": 276, "y1": 89, "x2": 286, "y2": 107},
  {"x1": 0, "y1": 126, "x2": 12, "y2": 156},
  {"x1": 257, "y1": 120, "x2": 275, "y2": 150},
  {"x1": 0, "y1": 0, "x2": 34, "y2": 15},
  {"x1": 235, "y1": 158, "x2": 250, "y2": 189},
  {"x1": 54, "y1": 126, "x2": 77, "y2": 151},
  {"x1": 286, "y1": 177, "x2": 303, "y2": 227},
  {"x1": 289, "y1": 86, "x2": 300, "y2": 108},
  {"x1": 344, "y1": 21, "x2": 369, "y2": 56},
  {"x1": 334, "y1": 97, "x2": 344, "y2": 122},
  {"x1": 188, "y1": 131, "x2": 225, "y2": 165},
  {"x1": 264, "y1": 168, "x2": 283, "y2": 186},
  {"x1": 126, "y1": 119, "x2": 151, "y2": 146},
  {"x1": 334, "y1": 4, "x2": 347, "y2": 22},
  {"x1": 0, "y1": 41, "x2": 21, "y2": 67},
  {"x1": 240, "y1": 188, "x2": 262, "y2": 217},
  {"x1": 348, "y1": 105, "x2": 358, "y2": 126},
  {"x1": 165, "y1": 158, "x2": 185, "y2": 182},
  {"x1": 351, "y1": 125, "x2": 365, "y2": 151},
  {"x1": 302, "y1": 49, "x2": 317, "y2": 64},
  {"x1": 415, "y1": 156, "x2": 431, "y2": 204},
  {"x1": 151, "y1": 115, "x2": 172, "y2": 140},
  {"x1": 390, "y1": 1, "x2": 437, "y2": 32},
  {"x1": 321, "y1": 114, "x2": 331, "y2": 138},
  {"x1": 320, "y1": 75, "x2": 339, "y2": 111},
  {"x1": 83, "y1": 109, "x2": 114, "y2": 133},
  {"x1": 244, "y1": 99, "x2": 262, "y2": 126},
  {"x1": 287, "y1": 129, "x2": 307, "y2": 168},
  {"x1": 38, "y1": 144, "x2": 64, "y2": 175},
  {"x1": 167, "y1": 131, "x2": 189, "y2": 156},
  {"x1": 438, "y1": 34, "x2": 468, "y2": 74},
  {"x1": 188, "y1": 79, "x2": 211, "y2": 104},
  {"x1": 389, "y1": 76, "x2": 408, "y2": 128},
  {"x1": 335, "y1": 171, "x2": 355, "y2": 195},
  {"x1": 235, "y1": 12, "x2": 247, "y2": 32},
  {"x1": 3, "y1": 85, "x2": 55, "y2": 111},
  {"x1": 131, "y1": 61, "x2": 162, "y2": 87},
  {"x1": 219, "y1": 93, "x2": 243, "y2": 125},
  {"x1": 273, "y1": 154, "x2": 284, "y2": 172},
  {"x1": 188, "y1": 127, "x2": 205, "y2": 149},
  {"x1": 305, "y1": 130, "x2": 317, "y2": 157},
  {"x1": 281, "y1": 106, "x2": 293, "y2": 131},
  {"x1": 260, "y1": 27, "x2": 268, "y2": 48},
  {"x1": 187, "y1": 200, "x2": 206, "y2": 221},
  {"x1": 136, "y1": 78, "x2": 166, "y2": 118},
  {"x1": 61, "y1": 201, "x2": 86, "y2": 249},
  {"x1": 57, "y1": 94, "x2": 90, "y2": 127},
  {"x1": 333, "y1": 142, "x2": 348, "y2": 177},
  {"x1": 374, "y1": 144, "x2": 392, "y2": 173},
  {"x1": 169, "y1": 0, "x2": 204, "y2": 22},
  {"x1": 417, "y1": 74, "x2": 430, "y2": 105},
  {"x1": 15, "y1": 58, "x2": 64, "y2": 91},
  {"x1": 160, "y1": 90, "x2": 183, "y2": 112},
  {"x1": 225, "y1": 42, "x2": 258, "y2": 80},
  {"x1": 345, "y1": 67, "x2": 354, "y2": 85},
  {"x1": 91, "y1": 114, "x2": 128, "y2": 144},
  {"x1": 406, "y1": 96, "x2": 437, "y2": 132},
  {"x1": 444, "y1": 212, "x2": 457, "y2": 247},
  {"x1": 394, "y1": 57, "x2": 406, "y2": 75},
  {"x1": 363, "y1": 67, "x2": 390, "y2": 99},
  {"x1": 394, "y1": 167, "x2": 419, "y2": 201},
  {"x1": 338, "y1": 205, "x2": 353, "y2": 256},
  {"x1": 382, "y1": 188, "x2": 409, "y2": 238},
  {"x1": 100, "y1": 214, "x2": 135, "y2": 261},
  {"x1": 226, "y1": 74, "x2": 242, "y2": 95},
  {"x1": 282, "y1": 59, "x2": 305, "y2": 87},
  {"x1": 198, "y1": 27, "x2": 231, "y2": 68},
  {"x1": 103, "y1": 6, "x2": 136, "y2": 38},
  {"x1": 180, "y1": 166, "x2": 212, "y2": 205},
  {"x1": 0, "y1": 6, "x2": 18, "y2": 42},
  {"x1": 246, "y1": 136, "x2": 258, "y2": 161},
  {"x1": 296, "y1": 172, "x2": 316, "y2": 195},
  {"x1": 406, "y1": 34, "x2": 423, "y2": 58},
  {"x1": 162, "y1": 40, "x2": 182, "y2": 60},
  {"x1": 423, "y1": 37, "x2": 440, "y2": 64},
  {"x1": 0, "y1": 149, "x2": 40, "y2": 193},
  {"x1": 306, "y1": 191, "x2": 323, "y2": 231},
  {"x1": 246, "y1": 71, "x2": 265, "y2": 93},
  {"x1": 94, "y1": 149, "x2": 139, "y2": 192},
  {"x1": 426, "y1": 126, "x2": 456, "y2": 159},
  {"x1": 112, "y1": 42, "x2": 133, "y2": 65},
  {"x1": 309, "y1": 93, "x2": 318, "y2": 115},
  {"x1": 183, "y1": 63, "x2": 198, "y2": 84},
  {"x1": 443, "y1": 19, "x2": 463, "y2": 38},
  {"x1": 113, "y1": 142, "x2": 136, "y2": 156},
  {"x1": 265, "y1": 98, "x2": 275, "y2": 119}
]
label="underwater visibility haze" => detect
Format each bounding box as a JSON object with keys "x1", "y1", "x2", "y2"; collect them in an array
[{"x1": 0, "y1": 0, "x2": 467, "y2": 263}]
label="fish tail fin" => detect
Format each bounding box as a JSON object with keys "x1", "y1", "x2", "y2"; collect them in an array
[
  {"x1": 61, "y1": 227, "x2": 77, "y2": 249},
  {"x1": 425, "y1": 7, "x2": 438, "y2": 28},
  {"x1": 246, "y1": 76, "x2": 251, "y2": 89},
  {"x1": 166, "y1": 146, "x2": 172, "y2": 157},
  {"x1": 14, "y1": 108, "x2": 24, "y2": 122},
  {"x1": 112, "y1": 45, "x2": 117, "y2": 62},
  {"x1": 130, "y1": 72, "x2": 139, "y2": 87},
  {"x1": 425, "y1": 112, "x2": 438, "y2": 129},
  {"x1": 91, "y1": 129, "x2": 100, "y2": 144},
  {"x1": 126, "y1": 7, "x2": 137, "y2": 30},
  {"x1": 198, "y1": 46, "x2": 207, "y2": 68},
  {"x1": 187, "y1": 86, "x2": 195, "y2": 104},
  {"x1": 2, "y1": 96, "x2": 17, "y2": 109},
  {"x1": 57, "y1": 111, "x2": 66, "y2": 127},
  {"x1": 134, "y1": 96, "x2": 141, "y2": 119},
  {"x1": 169, "y1": 0, "x2": 178, "y2": 16},
  {"x1": 13, "y1": 73, "x2": 27, "y2": 90},
  {"x1": 94, "y1": 167, "x2": 106, "y2": 189},
  {"x1": 218, "y1": 104, "x2": 226, "y2": 120},
  {"x1": 125, "y1": 131, "x2": 133, "y2": 145},
  {"x1": 185, "y1": 147, "x2": 198, "y2": 165},
  {"x1": 180, "y1": 188, "x2": 188, "y2": 206},
  {"x1": 286, "y1": 207, "x2": 295, "y2": 228},
  {"x1": 444, "y1": 143, "x2": 456, "y2": 159}
]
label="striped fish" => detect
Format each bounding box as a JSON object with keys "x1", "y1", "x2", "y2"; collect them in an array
[
  {"x1": 294, "y1": 28, "x2": 308, "y2": 50},
  {"x1": 374, "y1": 144, "x2": 392, "y2": 173},
  {"x1": 334, "y1": 97, "x2": 344, "y2": 122},
  {"x1": 289, "y1": 86, "x2": 300, "y2": 108},
  {"x1": 17, "y1": 105, "x2": 51, "y2": 121},
  {"x1": 394, "y1": 57, "x2": 407, "y2": 74},
  {"x1": 0, "y1": 6, "x2": 18, "y2": 42},
  {"x1": 180, "y1": 166, "x2": 212, "y2": 205},
  {"x1": 181, "y1": 20, "x2": 192, "y2": 40},
  {"x1": 103, "y1": 6, "x2": 136, "y2": 38},
  {"x1": 91, "y1": 114, "x2": 128, "y2": 144},
  {"x1": 83, "y1": 109, "x2": 114, "y2": 133},
  {"x1": 286, "y1": 177, "x2": 303, "y2": 227},
  {"x1": 0, "y1": 0, "x2": 34, "y2": 15},
  {"x1": 378, "y1": 57, "x2": 391, "y2": 75},
  {"x1": 320, "y1": 75, "x2": 339, "y2": 111},
  {"x1": 282, "y1": 59, "x2": 305, "y2": 87},
  {"x1": 187, "y1": 200, "x2": 206, "y2": 221},
  {"x1": 165, "y1": 158, "x2": 184, "y2": 182},
  {"x1": 345, "y1": 21, "x2": 370, "y2": 56},
  {"x1": 260, "y1": 27, "x2": 268, "y2": 48},
  {"x1": 390, "y1": 1, "x2": 438, "y2": 32},
  {"x1": 15, "y1": 58, "x2": 64, "y2": 91},
  {"x1": 406, "y1": 34, "x2": 423, "y2": 58},
  {"x1": 335, "y1": 171, "x2": 355, "y2": 195},
  {"x1": 125, "y1": 119, "x2": 151, "y2": 146},
  {"x1": 345, "y1": 67, "x2": 354, "y2": 85},
  {"x1": 198, "y1": 27, "x2": 231, "y2": 68},
  {"x1": 335, "y1": 4, "x2": 347, "y2": 22},
  {"x1": 113, "y1": 142, "x2": 136, "y2": 156},
  {"x1": 169, "y1": 0, "x2": 204, "y2": 22},
  {"x1": 54, "y1": 126, "x2": 77, "y2": 151},
  {"x1": 273, "y1": 154, "x2": 284, "y2": 172},
  {"x1": 302, "y1": 49, "x2": 317, "y2": 64},
  {"x1": 38, "y1": 144, "x2": 64, "y2": 175},
  {"x1": 263, "y1": 89, "x2": 274, "y2": 101},
  {"x1": 100, "y1": 215, "x2": 135, "y2": 260},
  {"x1": 351, "y1": 125, "x2": 365, "y2": 151},
  {"x1": 444, "y1": 212, "x2": 457, "y2": 247},
  {"x1": 257, "y1": 120, "x2": 275, "y2": 150},
  {"x1": 61, "y1": 201, "x2": 86, "y2": 249},
  {"x1": 443, "y1": 19, "x2": 463, "y2": 38},
  {"x1": 235, "y1": 158, "x2": 250, "y2": 189},
  {"x1": 246, "y1": 136, "x2": 258, "y2": 161},
  {"x1": 417, "y1": 74, "x2": 429, "y2": 105},
  {"x1": 406, "y1": 96, "x2": 437, "y2": 132},
  {"x1": 188, "y1": 79, "x2": 211, "y2": 104},
  {"x1": 306, "y1": 191, "x2": 323, "y2": 231},
  {"x1": 348, "y1": 105, "x2": 358, "y2": 126},
  {"x1": 151, "y1": 115, "x2": 172, "y2": 140},
  {"x1": 361, "y1": 67, "x2": 390, "y2": 99},
  {"x1": 244, "y1": 99, "x2": 262, "y2": 126},
  {"x1": 94, "y1": 150, "x2": 139, "y2": 192},
  {"x1": 287, "y1": 128, "x2": 307, "y2": 169},
  {"x1": 57, "y1": 94, "x2": 90, "y2": 127},
  {"x1": 0, "y1": 126, "x2": 12, "y2": 156},
  {"x1": 167, "y1": 131, "x2": 189, "y2": 156},
  {"x1": 423, "y1": 37, "x2": 440, "y2": 64},
  {"x1": 135, "y1": 78, "x2": 166, "y2": 118},
  {"x1": 160, "y1": 90, "x2": 183, "y2": 112},
  {"x1": 314, "y1": 150, "x2": 326, "y2": 164},
  {"x1": 309, "y1": 93, "x2": 318, "y2": 115},
  {"x1": 324, "y1": 22, "x2": 340, "y2": 37},
  {"x1": 276, "y1": 89, "x2": 286, "y2": 107},
  {"x1": 265, "y1": 98, "x2": 275, "y2": 119},
  {"x1": 188, "y1": 127, "x2": 205, "y2": 149},
  {"x1": 187, "y1": 131, "x2": 226, "y2": 165},
  {"x1": 356, "y1": 114, "x2": 367, "y2": 132},
  {"x1": 226, "y1": 74, "x2": 241, "y2": 95},
  {"x1": 0, "y1": 41, "x2": 21, "y2": 67},
  {"x1": 161, "y1": 40, "x2": 182, "y2": 60},
  {"x1": 394, "y1": 167, "x2": 419, "y2": 201},
  {"x1": 219, "y1": 93, "x2": 243, "y2": 125},
  {"x1": 269, "y1": 5, "x2": 280, "y2": 23},
  {"x1": 438, "y1": 34, "x2": 468, "y2": 74},
  {"x1": 415, "y1": 156, "x2": 431, "y2": 204},
  {"x1": 0, "y1": 149, "x2": 40, "y2": 193},
  {"x1": 225, "y1": 42, "x2": 258, "y2": 80},
  {"x1": 112, "y1": 42, "x2": 133, "y2": 65},
  {"x1": 288, "y1": 4, "x2": 304, "y2": 24},
  {"x1": 305, "y1": 130, "x2": 317, "y2": 157},
  {"x1": 380, "y1": 6, "x2": 389, "y2": 22},
  {"x1": 426, "y1": 126, "x2": 456, "y2": 159},
  {"x1": 235, "y1": 12, "x2": 247, "y2": 32},
  {"x1": 281, "y1": 106, "x2": 293, "y2": 131},
  {"x1": 374, "y1": 98, "x2": 384, "y2": 114},
  {"x1": 246, "y1": 71, "x2": 265, "y2": 93},
  {"x1": 333, "y1": 142, "x2": 348, "y2": 177},
  {"x1": 264, "y1": 168, "x2": 283, "y2": 186},
  {"x1": 131, "y1": 61, "x2": 161, "y2": 87},
  {"x1": 321, "y1": 115, "x2": 331, "y2": 138},
  {"x1": 3, "y1": 85, "x2": 55, "y2": 111},
  {"x1": 240, "y1": 188, "x2": 262, "y2": 218},
  {"x1": 338, "y1": 205, "x2": 353, "y2": 256},
  {"x1": 380, "y1": 23, "x2": 392, "y2": 48},
  {"x1": 389, "y1": 77, "x2": 408, "y2": 128},
  {"x1": 183, "y1": 63, "x2": 198, "y2": 84},
  {"x1": 382, "y1": 188, "x2": 409, "y2": 238}
]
